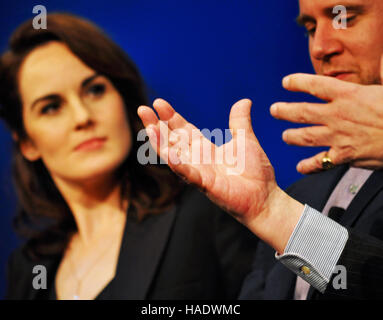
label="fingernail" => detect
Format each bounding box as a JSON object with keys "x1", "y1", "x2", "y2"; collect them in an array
[
  {"x1": 282, "y1": 130, "x2": 288, "y2": 141},
  {"x1": 282, "y1": 76, "x2": 290, "y2": 87},
  {"x1": 270, "y1": 103, "x2": 278, "y2": 115},
  {"x1": 296, "y1": 162, "x2": 302, "y2": 172}
]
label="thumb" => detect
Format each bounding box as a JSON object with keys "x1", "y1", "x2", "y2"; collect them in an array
[{"x1": 229, "y1": 99, "x2": 254, "y2": 139}]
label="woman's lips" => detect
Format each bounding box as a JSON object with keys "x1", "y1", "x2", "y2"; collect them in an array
[{"x1": 75, "y1": 137, "x2": 107, "y2": 151}]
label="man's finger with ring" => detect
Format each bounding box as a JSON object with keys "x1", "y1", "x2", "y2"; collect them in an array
[{"x1": 297, "y1": 150, "x2": 337, "y2": 174}]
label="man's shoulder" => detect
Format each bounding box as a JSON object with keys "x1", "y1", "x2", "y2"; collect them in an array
[{"x1": 285, "y1": 165, "x2": 348, "y2": 202}]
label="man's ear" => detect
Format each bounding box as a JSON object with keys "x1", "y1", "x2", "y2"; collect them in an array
[{"x1": 12, "y1": 132, "x2": 41, "y2": 161}]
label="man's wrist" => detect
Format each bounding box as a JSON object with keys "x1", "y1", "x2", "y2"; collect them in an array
[{"x1": 247, "y1": 186, "x2": 305, "y2": 254}]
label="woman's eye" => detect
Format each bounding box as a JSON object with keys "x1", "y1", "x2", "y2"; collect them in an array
[
  {"x1": 41, "y1": 101, "x2": 60, "y2": 115},
  {"x1": 87, "y1": 83, "x2": 106, "y2": 96}
]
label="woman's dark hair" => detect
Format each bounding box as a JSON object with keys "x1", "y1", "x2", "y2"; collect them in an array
[{"x1": 0, "y1": 13, "x2": 184, "y2": 260}]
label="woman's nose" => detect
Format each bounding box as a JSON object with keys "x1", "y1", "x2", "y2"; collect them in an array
[{"x1": 69, "y1": 96, "x2": 94, "y2": 129}]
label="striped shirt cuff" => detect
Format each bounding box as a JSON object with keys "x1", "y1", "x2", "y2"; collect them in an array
[{"x1": 275, "y1": 205, "x2": 349, "y2": 293}]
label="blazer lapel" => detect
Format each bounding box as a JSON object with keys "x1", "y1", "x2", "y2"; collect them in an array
[
  {"x1": 288, "y1": 165, "x2": 348, "y2": 212},
  {"x1": 108, "y1": 205, "x2": 177, "y2": 299},
  {"x1": 27, "y1": 255, "x2": 62, "y2": 300},
  {"x1": 339, "y1": 169, "x2": 383, "y2": 227}
]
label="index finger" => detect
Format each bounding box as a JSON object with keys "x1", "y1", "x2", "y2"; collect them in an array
[
  {"x1": 283, "y1": 73, "x2": 356, "y2": 101},
  {"x1": 153, "y1": 98, "x2": 199, "y2": 132},
  {"x1": 270, "y1": 102, "x2": 329, "y2": 125}
]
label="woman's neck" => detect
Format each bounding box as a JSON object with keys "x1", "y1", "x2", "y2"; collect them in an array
[{"x1": 52, "y1": 173, "x2": 128, "y2": 246}]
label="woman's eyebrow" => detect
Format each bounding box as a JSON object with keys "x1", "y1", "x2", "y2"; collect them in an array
[
  {"x1": 30, "y1": 94, "x2": 60, "y2": 111},
  {"x1": 81, "y1": 73, "x2": 100, "y2": 88},
  {"x1": 30, "y1": 73, "x2": 100, "y2": 111}
]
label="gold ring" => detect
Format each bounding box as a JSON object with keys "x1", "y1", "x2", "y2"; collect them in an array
[{"x1": 322, "y1": 153, "x2": 335, "y2": 170}]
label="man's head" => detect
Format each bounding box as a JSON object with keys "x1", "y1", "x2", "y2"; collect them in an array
[{"x1": 298, "y1": 0, "x2": 383, "y2": 85}]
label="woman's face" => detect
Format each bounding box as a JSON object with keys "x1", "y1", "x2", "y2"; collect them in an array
[{"x1": 18, "y1": 41, "x2": 132, "y2": 183}]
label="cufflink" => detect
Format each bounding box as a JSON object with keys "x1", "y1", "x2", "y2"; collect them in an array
[{"x1": 300, "y1": 266, "x2": 311, "y2": 275}]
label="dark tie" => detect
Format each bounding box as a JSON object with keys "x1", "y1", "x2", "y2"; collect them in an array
[{"x1": 327, "y1": 206, "x2": 346, "y2": 223}]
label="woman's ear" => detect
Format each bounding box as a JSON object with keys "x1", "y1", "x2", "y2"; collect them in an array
[
  {"x1": 20, "y1": 140, "x2": 41, "y2": 161},
  {"x1": 12, "y1": 132, "x2": 41, "y2": 161}
]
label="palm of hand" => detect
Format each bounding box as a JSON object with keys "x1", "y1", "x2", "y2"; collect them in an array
[{"x1": 138, "y1": 98, "x2": 277, "y2": 225}]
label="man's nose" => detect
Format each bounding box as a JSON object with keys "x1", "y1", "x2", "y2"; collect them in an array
[
  {"x1": 69, "y1": 96, "x2": 94, "y2": 129},
  {"x1": 310, "y1": 23, "x2": 344, "y2": 61}
]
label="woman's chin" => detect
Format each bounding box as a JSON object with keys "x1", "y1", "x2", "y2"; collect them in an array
[{"x1": 60, "y1": 159, "x2": 126, "y2": 184}]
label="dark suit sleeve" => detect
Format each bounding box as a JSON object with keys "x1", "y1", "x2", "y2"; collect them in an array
[
  {"x1": 238, "y1": 240, "x2": 277, "y2": 299},
  {"x1": 212, "y1": 206, "x2": 260, "y2": 299},
  {"x1": 317, "y1": 230, "x2": 383, "y2": 299}
]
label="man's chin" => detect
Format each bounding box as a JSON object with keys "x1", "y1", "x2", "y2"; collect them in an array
[{"x1": 344, "y1": 73, "x2": 381, "y2": 86}]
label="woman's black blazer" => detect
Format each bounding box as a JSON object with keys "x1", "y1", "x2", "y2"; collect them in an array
[{"x1": 5, "y1": 187, "x2": 259, "y2": 299}]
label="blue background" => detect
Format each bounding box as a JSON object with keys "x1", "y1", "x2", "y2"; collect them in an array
[{"x1": 0, "y1": 0, "x2": 322, "y2": 298}]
